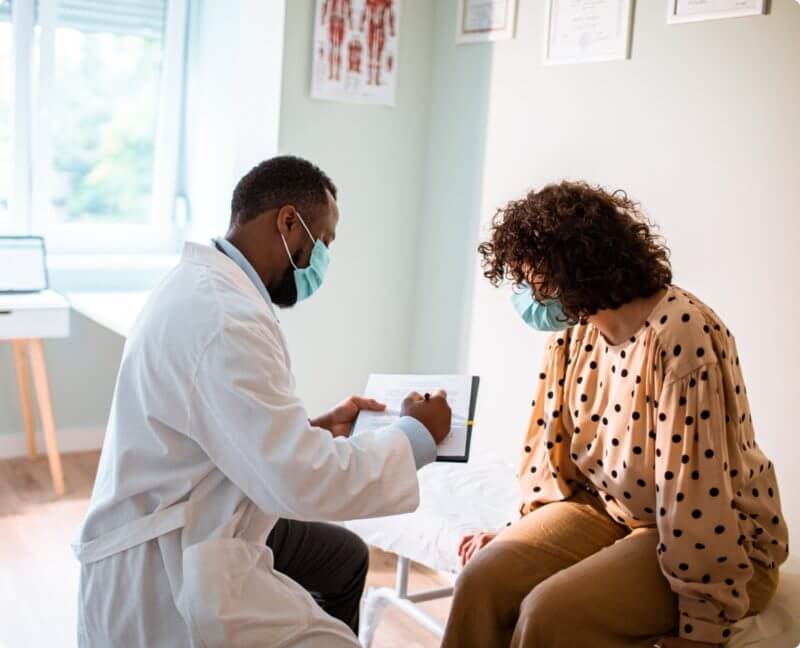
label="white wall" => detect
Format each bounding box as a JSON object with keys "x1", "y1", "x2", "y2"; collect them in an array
[
  {"x1": 184, "y1": 0, "x2": 439, "y2": 418},
  {"x1": 276, "y1": 0, "x2": 436, "y2": 414},
  {"x1": 183, "y1": 0, "x2": 285, "y2": 243},
  {"x1": 409, "y1": 0, "x2": 493, "y2": 375},
  {"x1": 416, "y1": 1, "x2": 800, "y2": 535}
]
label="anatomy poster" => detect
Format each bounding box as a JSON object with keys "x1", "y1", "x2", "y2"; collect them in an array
[{"x1": 311, "y1": 0, "x2": 401, "y2": 107}]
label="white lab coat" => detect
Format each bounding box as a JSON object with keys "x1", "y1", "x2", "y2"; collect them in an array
[{"x1": 73, "y1": 242, "x2": 422, "y2": 647}]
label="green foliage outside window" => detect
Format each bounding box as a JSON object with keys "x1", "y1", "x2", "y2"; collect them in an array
[{"x1": 50, "y1": 29, "x2": 162, "y2": 224}]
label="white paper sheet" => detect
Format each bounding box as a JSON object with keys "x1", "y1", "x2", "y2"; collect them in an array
[{"x1": 352, "y1": 374, "x2": 475, "y2": 460}]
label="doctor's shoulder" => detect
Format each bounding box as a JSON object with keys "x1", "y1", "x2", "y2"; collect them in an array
[
  {"x1": 201, "y1": 271, "x2": 284, "y2": 348},
  {"x1": 135, "y1": 280, "x2": 222, "y2": 362},
  {"x1": 144, "y1": 259, "x2": 283, "y2": 369}
]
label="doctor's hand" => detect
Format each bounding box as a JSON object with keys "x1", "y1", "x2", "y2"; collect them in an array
[
  {"x1": 400, "y1": 390, "x2": 451, "y2": 445},
  {"x1": 311, "y1": 396, "x2": 387, "y2": 438}
]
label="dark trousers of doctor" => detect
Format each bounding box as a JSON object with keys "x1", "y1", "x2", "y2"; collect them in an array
[{"x1": 266, "y1": 518, "x2": 369, "y2": 635}]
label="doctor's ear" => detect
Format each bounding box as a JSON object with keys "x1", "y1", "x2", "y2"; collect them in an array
[{"x1": 275, "y1": 206, "x2": 300, "y2": 237}]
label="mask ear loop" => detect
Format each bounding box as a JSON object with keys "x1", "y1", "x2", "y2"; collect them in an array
[
  {"x1": 279, "y1": 210, "x2": 314, "y2": 270},
  {"x1": 281, "y1": 210, "x2": 320, "y2": 271},
  {"x1": 280, "y1": 234, "x2": 298, "y2": 270},
  {"x1": 295, "y1": 210, "x2": 316, "y2": 244},
  {"x1": 511, "y1": 281, "x2": 529, "y2": 295}
]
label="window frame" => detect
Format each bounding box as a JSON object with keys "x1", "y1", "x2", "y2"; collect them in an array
[
  {"x1": 8, "y1": 0, "x2": 34, "y2": 236},
  {"x1": 9, "y1": 0, "x2": 189, "y2": 254}
]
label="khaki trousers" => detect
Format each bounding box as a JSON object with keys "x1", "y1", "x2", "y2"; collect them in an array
[{"x1": 441, "y1": 489, "x2": 778, "y2": 648}]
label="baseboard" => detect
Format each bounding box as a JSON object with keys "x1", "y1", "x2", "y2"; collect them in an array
[{"x1": 0, "y1": 425, "x2": 106, "y2": 459}]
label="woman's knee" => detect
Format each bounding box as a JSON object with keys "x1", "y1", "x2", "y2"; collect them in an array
[
  {"x1": 453, "y1": 544, "x2": 529, "y2": 617},
  {"x1": 454, "y1": 548, "x2": 502, "y2": 598},
  {"x1": 513, "y1": 575, "x2": 574, "y2": 644}
]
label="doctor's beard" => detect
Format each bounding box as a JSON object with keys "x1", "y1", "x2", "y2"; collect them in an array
[{"x1": 271, "y1": 264, "x2": 299, "y2": 308}]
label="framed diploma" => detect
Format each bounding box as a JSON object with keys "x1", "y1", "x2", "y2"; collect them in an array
[
  {"x1": 542, "y1": 0, "x2": 633, "y2": 65},
  {"x1": 667, "y1": 0, "x2": 767, "y2": 24},
  {"x1": 456, "y1": 0, "x2": 518, "y2": 44}
]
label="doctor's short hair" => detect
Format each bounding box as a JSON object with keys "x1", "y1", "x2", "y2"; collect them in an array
[
  {"x1": 231, "y1": 156, "x2": 338, "y2": 224},
  {"x1": 478, "y1": 181, "x2": 672, "y2": 322}
]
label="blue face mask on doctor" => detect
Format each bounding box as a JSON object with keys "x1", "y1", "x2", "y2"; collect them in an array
[
  {"x1": 511, "y1": 282, "x2": 574, "y2": 332},
  {"x1": 280, "y1": 211, "x2": 330, "y2": 303}
]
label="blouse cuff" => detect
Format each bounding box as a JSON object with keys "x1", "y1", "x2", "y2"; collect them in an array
[{"x1": 678, "y1": 608, "x2": 734, "y2": 644}]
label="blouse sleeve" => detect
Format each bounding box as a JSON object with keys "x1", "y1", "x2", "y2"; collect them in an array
[
  {"x1": 655, "y1": 362, "x2": 751, "y2": 644},
  {"x1": 517, "y1": 334, "x2": 582, "y2": 517}
]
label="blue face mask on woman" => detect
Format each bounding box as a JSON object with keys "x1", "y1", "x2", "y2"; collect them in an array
[
  {"x1": 511, "y1": 283, "x2": 573, "y2": 332},
  {"x1": 280, "y1": 211, "x2": 330, "y2": 303}
]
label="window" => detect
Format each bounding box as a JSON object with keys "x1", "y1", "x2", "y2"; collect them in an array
[
  {"x1": 0, "y1": 0, "x2": 11, "y2": 227},
  {"x1": 5, "y1": 0, "x2": 188, "y2": 253},
  {"x1": 43, "y1": 3, "x2": 165, "y2": 225}
]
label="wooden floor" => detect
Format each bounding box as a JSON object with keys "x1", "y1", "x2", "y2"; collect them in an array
[{"x1": 0, "y1": 451, "x2": 450, "y2": 648}]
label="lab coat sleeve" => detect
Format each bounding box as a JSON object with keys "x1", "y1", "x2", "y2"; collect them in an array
[{"x1": 186, "y1": 320, "x2": 421, "y2": 522}]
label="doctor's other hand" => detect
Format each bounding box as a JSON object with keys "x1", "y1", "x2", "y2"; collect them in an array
[
  {"x1": 400, "y1": 390, "x2": 451, "y2": 445},
  {"x1": 311, "y1": 396, "x2": 386, "y2": 438},
  {"x1": 458, "y1": 531, "x2": 496, "y2": 567}
]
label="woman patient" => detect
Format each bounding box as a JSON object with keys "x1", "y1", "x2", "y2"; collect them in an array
[{"x1": 442, "y1": 182, "x2": 789, "y2": 648}]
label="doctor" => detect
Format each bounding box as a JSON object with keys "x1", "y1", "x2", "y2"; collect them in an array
[{"x1": 73, "y1": 155, "x2": 451, "y2": 647}]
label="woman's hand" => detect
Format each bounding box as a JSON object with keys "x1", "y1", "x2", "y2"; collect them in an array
[
  {"x1": 458, "y1": 531, "x2": 497, "y2": 567},
  {"x1": 655, "y1": 636, "x2": 719, "y2": 647},
  {"x1": 311, "y1": 396, "x2": 386, "y2": 438}
]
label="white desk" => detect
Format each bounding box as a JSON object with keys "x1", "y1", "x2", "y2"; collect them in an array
[
  {"x1": 0, "y1": 290, "x2": 70, "y2": 495},
  {"x1": 67, "y1": 291, "x2": 150, "y2": 338}
]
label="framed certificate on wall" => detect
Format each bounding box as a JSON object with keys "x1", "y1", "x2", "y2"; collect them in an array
[
  {"x1": 456, "y1": 0, "x2": 518, "y2": 44},
  {"x1": 667, "y1": 0, "x2": 767, "y2": 24},
  {"x1": 542, "y1": 0, "x2": 633, "y2": 65}
]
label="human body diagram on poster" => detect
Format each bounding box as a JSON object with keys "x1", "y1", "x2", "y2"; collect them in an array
[{"x1": 312, "y1": 0, "x2": 401, "y2": 106}]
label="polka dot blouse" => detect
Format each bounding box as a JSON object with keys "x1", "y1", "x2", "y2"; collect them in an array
[{"x1": 518, "y1": 285, "x2": 789, "y2": 644}]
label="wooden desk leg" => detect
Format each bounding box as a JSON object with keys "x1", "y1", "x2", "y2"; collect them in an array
[
  {"x1": 12, "y1": 340, "x2": 38, "y2": 460},
  {"x1": 26, "y1": 339, "x2": 65, "y2": 496}
]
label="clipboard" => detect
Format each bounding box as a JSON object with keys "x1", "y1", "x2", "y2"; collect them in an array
[
  {"x1": 351, "y1": 374, "x2": 480, "y2": 463},
  {"x1": 436, "y1": 375, "x2": 479, "y2": 463}
]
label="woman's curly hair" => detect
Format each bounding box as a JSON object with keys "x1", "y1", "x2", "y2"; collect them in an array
[{"x1": 478, "y1": 181, "x2": 672, "y2": 322}]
